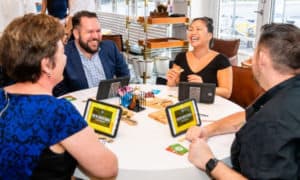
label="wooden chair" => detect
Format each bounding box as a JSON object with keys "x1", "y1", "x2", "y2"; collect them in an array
[
  {"x1": 211, "y1": 38, "x2": 240, "y2": 66},
  {"x1": 102, "y1": 34, "x2": 124, "y2": 52},
  {"x1": 229, "y1": 66, "x2": 264, "y2": 108}
]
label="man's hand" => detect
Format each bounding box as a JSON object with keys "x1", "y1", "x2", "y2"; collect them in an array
[
  {"x1": 188, "y1": 138, "x2": 214, "y2": 170},
  {"x1": 185, "y1": 126, "x2": 208, "y2": 142}
]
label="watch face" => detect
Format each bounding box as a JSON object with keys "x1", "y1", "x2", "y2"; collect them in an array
[{"x1": 205, "y1": 158, "x2": 219, "y2": 175}]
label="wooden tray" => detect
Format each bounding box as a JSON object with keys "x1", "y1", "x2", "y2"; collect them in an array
[
  {"x1": 138, "y1": 38, "x2": 188, "y2": 49},
  {"x1": 145, "y1": 97, "x2": 173, "y2": 109},
  {"x1": 148, "y1": 110, "x2": 168, "y2": 124},
  {"x1": 138, "y1": 16, "x2": 189, "y2": 24}
]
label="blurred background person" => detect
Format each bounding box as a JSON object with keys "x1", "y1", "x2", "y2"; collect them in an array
[
  {"x1": 166, "y1": 17, "x2": 232, "y2": 99},
  {"x1": 41, "y1": 0, "x2": 71, "y2": 24},
  {"x1": 0, "y1": 14, "x2": 118, "y2": 179}
]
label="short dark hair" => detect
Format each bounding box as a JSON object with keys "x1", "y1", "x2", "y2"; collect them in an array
[
  {"x1": 72, "y1": 10, "x2": 98, "y2": 28},
  {"x1": 190, "y1": 17, "x2": 214, "y2": 48},
  {"x1": 258, "y1": 23, "x2": 300, "y2": 73},
  {"x1": 0, "y1": 14, "x2": 64, "y2": 83}
]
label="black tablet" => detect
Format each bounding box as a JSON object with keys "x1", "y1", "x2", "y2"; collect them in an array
[
  {"x1": 83, "y1": 99, "x2": 122, "y2": 138},
  {"x1": 96, "y1": 76, "x2": 130, "y2": 100},
  {"x1": 178, "y1": 82, "x2": 216, "y2": 104},
  {"x1": 165, "y1": 98, "x2": 201, "y2": 137}
]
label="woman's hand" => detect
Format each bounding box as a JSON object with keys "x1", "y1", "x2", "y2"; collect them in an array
[
  {"x1": 166, "y1": 66, "x2": 183, "y2": 86},
  {"x1": 187, "y1": 74, "x2": 203, "y2": 83}
]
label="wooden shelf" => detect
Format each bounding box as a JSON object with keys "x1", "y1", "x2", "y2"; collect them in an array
[
  {"x1": 138, "y1": 38, "x2": 188, "y2": 49},
  {"x1": 137, "y1": 16, "x2": 189, "y2": 24}
]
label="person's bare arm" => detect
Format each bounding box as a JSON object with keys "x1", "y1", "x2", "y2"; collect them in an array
[
  {"x1": 205, "y1": 111, "x2": 245, "y2": 137},
  {"x1": 216, "y1": 66, "x2": 233, "y2": 99},
  {"x1": 186, "y1": 111, "x2": 245, "y2": 141},
  {"x1": 61, "y1": 127, "x2": 118, "y2": 178}
]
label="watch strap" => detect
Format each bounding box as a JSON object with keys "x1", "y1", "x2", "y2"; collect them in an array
[{"x1": 205, "y1": 158, "x2": 219, "y2": 176}]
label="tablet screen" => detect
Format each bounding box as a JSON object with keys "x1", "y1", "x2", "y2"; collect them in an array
[
  {"x1": 83, "y1": 99, "x2": 122, "y2": 138},
  {"x1": 166, "y1": 99, "x2": 201, "y2": 137}
]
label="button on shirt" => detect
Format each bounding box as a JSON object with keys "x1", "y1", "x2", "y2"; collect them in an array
[{"x1": 76, "y1": 45, "x2": 106, "y2": 88}]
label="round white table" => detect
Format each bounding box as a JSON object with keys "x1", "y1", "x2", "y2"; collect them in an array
[{"x1": 68, "y1": 84, "x2": 244, "y2": 180}]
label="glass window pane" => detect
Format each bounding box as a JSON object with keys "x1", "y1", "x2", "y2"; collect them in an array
[
  {"x1": 116, "y1": 0, "x2": 126, "y2": 15},
  {"x1": 99, "y1": 0, "x2": 113, "y2": 13},
  {"x1": 218, "y1": 0, "x2": 259, "y2": 55},
  {"x1": 272, "y1": 0, "x2": 300, "y2": 27}
]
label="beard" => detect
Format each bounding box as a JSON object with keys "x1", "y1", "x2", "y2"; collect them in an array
[{"x1": 78, "y1": 36, "x2": 100, "y2": 54}]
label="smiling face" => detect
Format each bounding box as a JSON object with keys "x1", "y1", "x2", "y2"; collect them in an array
[
  {"x1": 187, "y1": 20, "x2": 212, "y2": 48},
  {"x1": 74, "y1": 17, "x2": 102, "y2": 55}
]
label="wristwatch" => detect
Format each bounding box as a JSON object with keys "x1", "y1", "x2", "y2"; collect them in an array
[{"x1": 205, "y1": 158, "x2": 219, "y2": 176}]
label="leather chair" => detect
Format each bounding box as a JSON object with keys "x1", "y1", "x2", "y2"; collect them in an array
[
  {"x1": 229, "y1": 66, "x2": 264, "y2": 108},
  {"x1": 211, "y1": 38, "x2": 240, "y2": 66},
  {"x1": 241, "y1": 58, "x2": 252, "y2": 68},
  {"x1": 102, "y1": 34, "x2": 124, "y2": 52}
]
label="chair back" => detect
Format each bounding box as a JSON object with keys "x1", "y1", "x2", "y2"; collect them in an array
[
  {"x1": 229, "y1": 66, "x2": 264, "y2": 108},
  {"x1": 211, "y1": 38, "x2": 240, "y2": 66},
  {"x1": 102, "y1": 34, "x2": 124, "y2": 52}
]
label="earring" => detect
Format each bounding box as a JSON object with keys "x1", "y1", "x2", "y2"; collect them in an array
[{"x1": 47, "y1": 72, "x2": 51, "y2": 78}]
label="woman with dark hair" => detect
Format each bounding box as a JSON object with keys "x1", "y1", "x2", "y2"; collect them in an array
[
  {"x1": 0, "y1": 14, "x2": 118, "y2": 180},
  {"x1": 166, "y1": 17, "x2": 233, "y2": 98}
]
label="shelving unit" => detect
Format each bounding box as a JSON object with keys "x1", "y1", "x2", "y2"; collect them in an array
[{"x1": 126, "y1": 0, "x2": 191, "y2": 84}]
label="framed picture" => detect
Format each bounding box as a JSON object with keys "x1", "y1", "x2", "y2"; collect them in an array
[
  {"x1": 96, "y1": 76, "x2": 130, "y2": 100},
  {"x1": 83, "y1": 99, "x2": 122, "y2": 138},
  {"x1": 165, "y1": 98, "x2": 201, "y2": 137},
  {"x1": 178, "y1": 82, "x2": 216, "y2": 104}
]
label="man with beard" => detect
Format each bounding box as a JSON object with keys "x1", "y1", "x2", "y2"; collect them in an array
[
  {"x1": 185, "y1": 23, "x2": 300, "y2": 179},
  {"x1": 53, "y1": 11, "x2": 129, "y2": 96}
]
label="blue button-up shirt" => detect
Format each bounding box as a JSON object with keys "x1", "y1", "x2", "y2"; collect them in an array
[{"x1": 75, "y1": 45, "x2": 106, "y2": 88}]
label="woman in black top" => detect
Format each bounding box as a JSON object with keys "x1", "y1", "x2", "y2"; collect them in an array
[{"x1": 166, "y1": 17, "x2": 233, "y2": 98}]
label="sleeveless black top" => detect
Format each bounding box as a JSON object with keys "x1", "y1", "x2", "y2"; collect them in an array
[
  {"x1": 31, "y1": 148, "x2": 77, "y2": 180},
  {"x1": 174, "y1": 52, "x2": 230, "y2": 86}
]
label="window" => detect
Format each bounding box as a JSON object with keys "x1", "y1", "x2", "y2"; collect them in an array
[
  {"x1": 97, "y1": 0, "x2": 163, "y2": 16},
  {"x1": 218, "y1": 0, "x2": 259, "y2": 56},
  {"x1": 271, "y1": 0, "x2": 300, "y2": 27}
]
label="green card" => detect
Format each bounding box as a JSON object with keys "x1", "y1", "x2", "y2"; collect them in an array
[{"x1": 166, "y1": 143, "x2": 188, "y2": 155}]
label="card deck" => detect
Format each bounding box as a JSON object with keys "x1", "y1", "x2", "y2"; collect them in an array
[{"x1": 166, "y1": 143, "x2": 188, "y2": 155}]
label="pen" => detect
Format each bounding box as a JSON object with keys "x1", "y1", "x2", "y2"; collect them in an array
[{"x1": 199, "y1": 113, "x2": 208, "y2": 117}]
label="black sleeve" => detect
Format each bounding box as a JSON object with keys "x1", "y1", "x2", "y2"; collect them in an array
[
  {"x1": 173, "y1": 52, "x2": 186, "y2": 68},
  {"x1": 215, "y1": 54, "x2": 231, "y2": 70}
]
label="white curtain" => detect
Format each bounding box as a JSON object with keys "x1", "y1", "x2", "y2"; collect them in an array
[
  {"x1": 69, "y1": 0, "x2": 96, "y2": 16},
  {"x1": 0, "y1": 0, "x2": 38, "y2": 32}
]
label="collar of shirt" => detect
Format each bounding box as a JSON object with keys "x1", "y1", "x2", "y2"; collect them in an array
[
  {"x1": 75, "y1": 42, "x2": 100, "y2": 60},
  {"x1": 246, "y1": 74, "x2": 300, "y2": 120}
]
